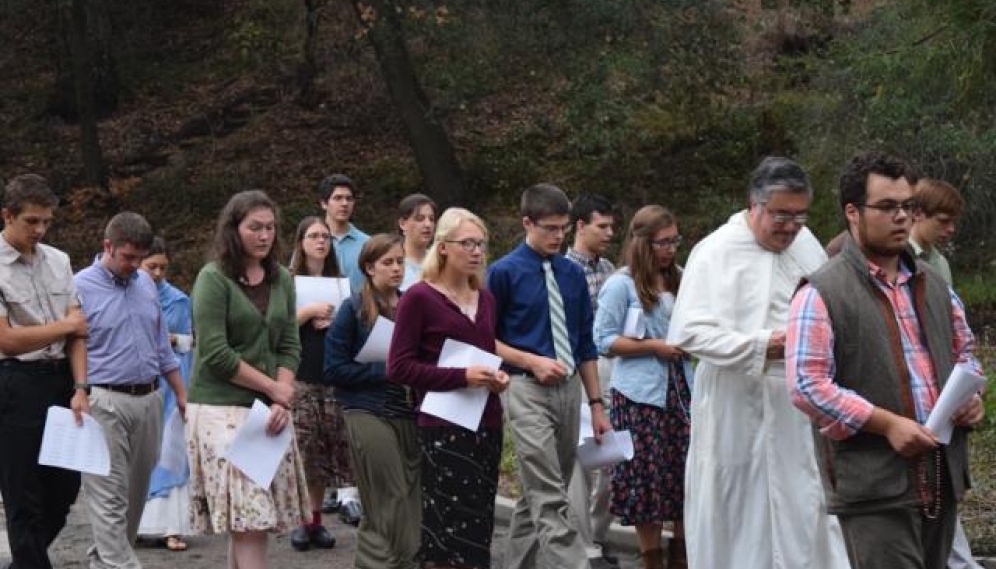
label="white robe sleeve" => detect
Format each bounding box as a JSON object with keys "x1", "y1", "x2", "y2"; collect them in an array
[{"x1": 667, "y1": 226, "x2": 773, "y2": 377}]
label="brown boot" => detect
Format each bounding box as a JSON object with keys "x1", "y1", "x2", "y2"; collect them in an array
[
  {"x1": 666, "y1": 537, "x2": 688, "y2": 569},
  {"x1": 641, "y1": 547, "x2": 665, "y2": 569}
]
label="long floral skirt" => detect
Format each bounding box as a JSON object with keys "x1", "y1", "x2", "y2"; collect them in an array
[
  {"x1": 608, "y1": 364, "x2": 691, "y2": 525},
  {"x1": 185, "y1": 403, "x2": 310, "y2": 534}
]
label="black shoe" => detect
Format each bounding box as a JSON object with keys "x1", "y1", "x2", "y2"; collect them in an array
[
  {"x1": 339, "y1": 500, "x2": 362, "y2": 526},
  {"x1": 309, "y1": 525, "x2": 336, "y2": 549},
  {"x1": 290, "y1": 525, "x2": 311, "y2": 551},
  {"x1": 595, "y1": 542, "x2": 619, "y2": 566}
]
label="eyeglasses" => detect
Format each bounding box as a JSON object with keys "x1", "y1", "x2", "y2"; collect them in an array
[
  {"x1": 304, "y1": 232, "x2": 332, "y2": 241},
  {"x1": 756, "y1": 203, "x2": 808, "y2": 225},
  {"x1": 445, "y1": 239, "x2": 488, "y2": 252},
  {"x1": 861, "y1": 199, "x2": 915, "y2": 217},
  {"x1": 531, "y1": 220, "x2": 572, "y2": 235},
  {"x1": 650, "y1": 235, "x2": 683, "y2": 249}
]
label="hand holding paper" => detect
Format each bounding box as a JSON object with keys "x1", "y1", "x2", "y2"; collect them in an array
[
  {"x1": 419, "y1": 339, "x2": 502, "y2": 431},
  {"x1": 224, "y1": 400, "x2": 294, "y2": 488},
  {"x1": 577, "y1": 430, "x2": 634, "y2": 470},
  {"x1": 925, "y1": 365, "x2": 986, "y2": 444},
  {"x1": 38, "y1": 406, "x2": 110, "y2": 476}
]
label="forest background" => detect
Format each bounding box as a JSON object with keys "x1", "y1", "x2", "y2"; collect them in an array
[{"x1": 1, "y1": 0, "x2": 995, "y2": 552}]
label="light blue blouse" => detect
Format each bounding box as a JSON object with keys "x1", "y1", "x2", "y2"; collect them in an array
[{"x1": 594, "y1": 268, "x2": 694, "y2": 409}]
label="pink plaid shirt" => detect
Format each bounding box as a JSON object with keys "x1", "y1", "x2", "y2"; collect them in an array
[{"x1": 787, "y1": 260, "x2": 982, "y2": 440}]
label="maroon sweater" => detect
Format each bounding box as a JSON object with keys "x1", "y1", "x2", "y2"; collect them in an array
[{"x1": 387, "y1": 281, "x2": 503, "y2": 428}]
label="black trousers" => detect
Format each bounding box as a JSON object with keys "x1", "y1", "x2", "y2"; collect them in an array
[{"x1": 0, "y1": 360, "x2": 81, "y2": 569}]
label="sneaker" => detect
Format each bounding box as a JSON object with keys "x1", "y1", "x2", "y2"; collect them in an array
[
  {"x1": 339, "y1": 500, "x2": 362, "y2": 527},
  {"x1": 309, "y1": 525, "x2": 336, "y2": 549},
  {"x1": 290, "y1": 525, "x2": 311, "y2": 552},
  {"x1": 320, "y1": 497, "x2": 339, "y2": 514}
]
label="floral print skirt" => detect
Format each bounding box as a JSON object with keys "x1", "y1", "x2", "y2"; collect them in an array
[
  {"x1": 185, "y1": 403, "x2": 309, "y2": 534},
  {"x1": 419, "y1": 426, "x2": 502, "y2": 569},
  {"x1": 608, "y1": 364, "x2": 691, "y2": 525},
  {"x1": 292, "y1": 382, "x2": 353, "y2": 488}
]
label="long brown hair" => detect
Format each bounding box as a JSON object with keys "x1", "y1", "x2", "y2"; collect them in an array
[
  {"x1": 212, "y1": 190, "x2": 284, "y2": 283},
  {"x1": 357, "y1": 233, "x2": 404, "y2": 328},
  {"x1": 289, "y1": 216, "x2": 341, "y2": 277},
  {"x1": 621, "y1": 205, "x2": 681, "y2": 311}
]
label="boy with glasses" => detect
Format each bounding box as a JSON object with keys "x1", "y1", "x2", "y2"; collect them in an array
[{"x1": 488, "y1": 184, "x2": 612, "y2": 569}]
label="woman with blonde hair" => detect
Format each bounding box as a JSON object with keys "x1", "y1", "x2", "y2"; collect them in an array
[
  {"x1": 593, "y1": 205, "x2": 693, "y2": 569},
  {"x1": 388, "y1": 208, "x2": 508, "y2": 569}
]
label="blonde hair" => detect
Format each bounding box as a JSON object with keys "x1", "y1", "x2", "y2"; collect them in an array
[{"x1": 422, "y1": 207, "x2": 489, "y2": 290}]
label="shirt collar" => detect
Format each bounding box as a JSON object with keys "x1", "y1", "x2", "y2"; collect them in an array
[
  {"x1": 92, "y1": 256, "x2": 139, "y2": 287},
  {"x1": 566, "y1": 247, "x2": 600, "y2": 268},
  {"x1": 865, "y1": 257, "x2": 913, "y2": 287},
  {"x1": 0, "y1": 232, "x2": 43, "y2": 266},
  {"x1": 335, "y1": 223, "x2": 362, "y2": 242},
  {"x1": 908, "y1": 236, "x2": 934, "y2": 259}
]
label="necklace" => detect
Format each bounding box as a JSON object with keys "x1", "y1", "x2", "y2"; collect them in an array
[{"x1": 439, "y1": 283, "x2": 476, "y2": 317}]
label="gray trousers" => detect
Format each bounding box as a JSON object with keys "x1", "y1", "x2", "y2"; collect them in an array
[
  {"x1": 83, "y1": 387, "x2": 164, "y2": 569},
  {"x1": 838, "y1": 482, "x2": 957, "y2": 569},
  {"x1": 566, "y1": 357, "x2": 614, "y2": 553},
  {"x1": 504, "y1": 374, "x2": 586, "y2": 569},
  {"x1": 344, "y1": 411, "x2": 421, "y2": 569}
]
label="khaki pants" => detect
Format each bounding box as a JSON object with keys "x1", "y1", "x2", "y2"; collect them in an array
[
  {"x1": 504, "y1": 374, "x2": 586, "y2": 569},
  {"x1": 83, "y1": 387, "x2": 164, "y2": 569},
  {"x1": 344, "y1": 411, "x2": 421, "y2": 569}
]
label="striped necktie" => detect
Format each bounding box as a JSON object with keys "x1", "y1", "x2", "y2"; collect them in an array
[{"x1": 543, "y1": 260, "x2": 575, "y2": 377}]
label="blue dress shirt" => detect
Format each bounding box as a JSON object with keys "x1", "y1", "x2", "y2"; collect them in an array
[
  {"x1": 75, "y1": 260, "x2": 179, "y2": 385},
  {"x1": 333, "y1": 223, "x2": 370, "y2": 294},
  {"x1": 487, "y1": 242, "x2": 597, "y2": 375},
  {"x1": 593, "y1": 269, "x2": 694, "y2": 408}
]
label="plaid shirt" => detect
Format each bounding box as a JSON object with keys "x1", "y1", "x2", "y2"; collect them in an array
[
  {"x1": 564, "y1": 247, "x2": 615, "y2": 314},
  {"x1": 787, "y1": 260, "x2": 983, "y2": 441}
]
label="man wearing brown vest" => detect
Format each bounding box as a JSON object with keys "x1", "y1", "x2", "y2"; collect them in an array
[{"x1": 786, "y1": 152, "x2": 986, "y2": 569}]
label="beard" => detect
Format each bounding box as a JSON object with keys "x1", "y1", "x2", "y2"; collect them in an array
[{"x1": 857, "y1": 217, "x2": 907, "y2": 258}]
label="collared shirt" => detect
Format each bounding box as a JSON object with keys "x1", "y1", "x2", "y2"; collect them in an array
[
  {"x1": 788, "y1": 260, "x2": 982, "y2": 440},
  {"x1": 75, "y1": 259, "x2": 179, "y2": 385},
  {"x1": 594, "y1": 269, "x2": 693, "y2": 407},
  {"x1": 333, "y1": 223, "x2": 370, "y2": 293},
  {"x1": 909, "y1": 237, "x2": 953, "y2": 286},
  {"x1": 487, "y1": 242, "x2": 598, "y2": 375},
  {"x1": 0, "y1": 234, "x2": 78, "y2": 361},
  {"x1": 564, "y1": 247, "x2": 615, "y2": 314}
]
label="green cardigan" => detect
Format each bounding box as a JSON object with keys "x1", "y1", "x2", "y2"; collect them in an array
[{"x1": 189, "y1": 262, "x2": 301, "y2": 407}]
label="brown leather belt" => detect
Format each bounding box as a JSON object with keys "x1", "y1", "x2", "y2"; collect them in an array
[{"x1": 93, "y1": 382, "x2": 158, "y2": 396}]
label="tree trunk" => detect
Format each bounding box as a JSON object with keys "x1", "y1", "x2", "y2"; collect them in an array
[
  {"x1": 352, "y1": 0, "x2": 469, "y2": 207},
  {"x1": 66, "y1": 0, "x2": 105, "y2": 186},
  {"x1": 297, "y1": 0, "x2": 322, "y2": 106}
]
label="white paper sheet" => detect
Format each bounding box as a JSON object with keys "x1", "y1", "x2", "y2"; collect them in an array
[
  {"x1": 925, "y1": 365, "x2": 987, "y2": 444},
  {"x1": 354, "y1": 316, "x2": 395, "y2": 363},
  {"x1": 622, "y1": 307, "x2": 646, "y2": 339},
  {"x1": 223, "y1": 400, "x2": 293, "y2": 488},
  {"x1": 158, "y1": 409, "x2": 187, "y2": 475},
  {"x1": 419, "y1": 339, "x2": 502, "y2": 431},
  {"x1": 38, "y1": 406, "x2": 110, "y2": 476},
  {"x1": 294, "y1": 276, "x2": 350, "y2": 311},
  {"x1": 578, "y1": 401, "x2": 594, "y2": 446},
  {"x1": 576, "y1": 430, "x2": 634, "y2": 470}
]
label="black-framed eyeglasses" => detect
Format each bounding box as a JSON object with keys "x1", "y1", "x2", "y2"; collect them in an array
[
  {"x1": 445, "y1": 239, "x2": 488, "y2": 252},
  {"x1": 861, "y1": 199, "x2": 916, "y2": 217},
  {"x1": 650, "y1": 235, "x2": 683, "y2": 249}
]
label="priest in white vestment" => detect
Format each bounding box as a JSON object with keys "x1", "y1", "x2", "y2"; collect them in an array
[{"x1": 666, "y1": 157, "x2": 851, "y2": 569}]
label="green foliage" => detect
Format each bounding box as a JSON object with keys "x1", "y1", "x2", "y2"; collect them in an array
[{"x1": 790, "y1": 1, "x2": 996, "y2": 268}]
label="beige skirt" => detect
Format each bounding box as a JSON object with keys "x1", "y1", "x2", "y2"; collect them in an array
[{"x1": 185, "y1": 403, "x2": 309, "y2": 534}]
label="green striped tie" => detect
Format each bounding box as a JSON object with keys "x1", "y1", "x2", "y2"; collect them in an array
[{"x1": 543, "y1": 260, "x2": 575, "y2": 377}]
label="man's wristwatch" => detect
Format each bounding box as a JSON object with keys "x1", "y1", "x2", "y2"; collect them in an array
[
  {"x1": 74, "y1": 382, "x2": 91, "y2": 395},
  {"x1": 588, "y1": 398, "x2": 605, "y2": 407}
]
